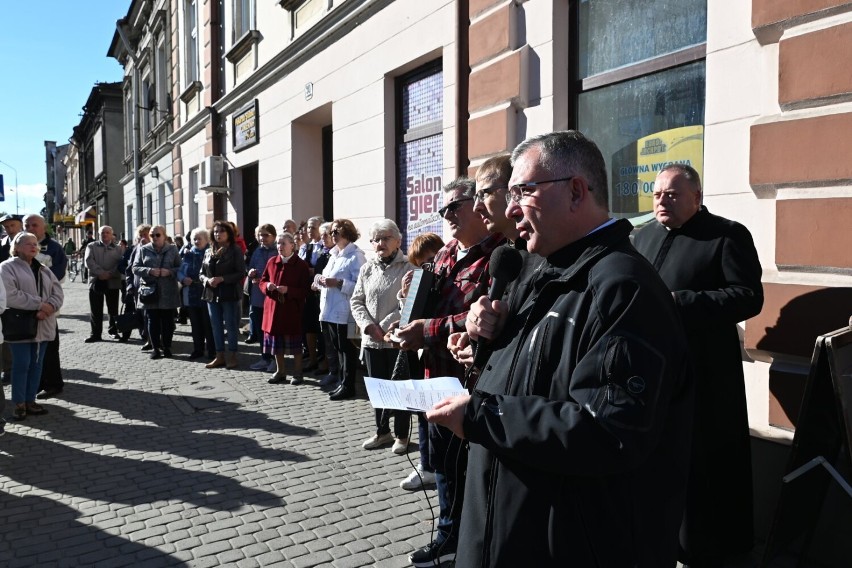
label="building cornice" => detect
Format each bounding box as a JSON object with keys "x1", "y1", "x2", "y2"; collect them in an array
[{"x1": 213, "y1": 0, "x2": 395, "y2": 118}]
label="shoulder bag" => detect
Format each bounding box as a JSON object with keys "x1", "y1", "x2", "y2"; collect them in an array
[{"x1": 2, "y1": 268, "x2": 42, "y2": 341}]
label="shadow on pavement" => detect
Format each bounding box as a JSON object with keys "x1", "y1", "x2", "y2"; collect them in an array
[
  {"x1": 0, "y1": 490, "x2": 190, "y2": 566},
  {"x1": 0, "y1": 431, "x2": 286, "y2": 512}
]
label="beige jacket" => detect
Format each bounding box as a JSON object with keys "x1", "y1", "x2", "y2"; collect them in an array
[
  {"x1": 0, "y1": 257, "x2": 64, "y2": 343},
  {"x1": 350, "y1": 251, "x2": 414, "y2": 349}
]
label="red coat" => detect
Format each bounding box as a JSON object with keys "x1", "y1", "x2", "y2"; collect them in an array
[{"x1": 260, "y1": 254, "x2": 311, "y2": 336}]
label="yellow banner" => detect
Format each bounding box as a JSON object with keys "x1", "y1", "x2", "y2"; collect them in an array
[{"x1": 610, "y1": 125, "x2": 704, "y2": 216}]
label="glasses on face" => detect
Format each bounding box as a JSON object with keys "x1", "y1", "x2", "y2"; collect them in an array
[
  {"x1": 438, "y1": 197, "x2": 474, "y2": 218},
  {"x1": 259, "y1": 233, "x2": 272, "y2": 237},
  {"x1": 331, "y1": 229, "x2": 340, "y2": 236},
  {"x1": 473, "y1": 186, "x2": 507, "y2": 204},
  {"x1": 370, "y1": 235, "x2": 394, "y2": 245},
  {"x1": 505, "y1": 177, "x2": 580, "y2": 205},
  {"x1": 151, "y1": 233, "x2": 163, "y2": 238}
]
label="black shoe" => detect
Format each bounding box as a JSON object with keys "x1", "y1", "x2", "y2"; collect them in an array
[
  {"x1": 188, "y1": 351, "x2": 204, "y2": 360},
  {"x1": 118, "y1": 335, "x2": 130, "y2": 343},
  {"x1": 140, "y1": 342, "x2": 153, "y2": 351},
  {"x1": 150, "y1": 349, "x2": 163, "y2": 360},
  {"x1": 84, "y1": 336, "x2": 101, "y2": 343},
  {"x1": 409, "y1": 539, "x2": 457, "y2": 568},
  {"x1": 244, "y1": 337, "x2": 258, "y2": 344},
  {"x1": 0, "y1": 417, "x2": 5, "y2": 436},
  {"x1": 313, "y1": 366, "x2": 329, "y2": 376},
  {"x1": 163, "y1": 348, "x2": 172, "y2": 358},
  {"x1": 329, "y1": 385, "x2": 354, "y2": 400},
  {"x1": 267, "y1": 372, "x2": 288, "y2": 384},
  {"x1": 289, "y1": 375, "x2": 304, "y2": 386},
  {"x1": 37, "y1": 388, "x2": 63, "y2": 400},
  {"x1": 1, "y1": 372, "x2": 10, "y2": 385},
  {"x1": 302, "y1": 362, "x2": 317, "y2": 373}
]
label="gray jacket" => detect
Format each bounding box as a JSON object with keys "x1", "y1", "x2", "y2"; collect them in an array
[
  {"x1": 131, "y1": 243, "x2": 182, "y2": 310},
  {"x1": 85, "y1": 240, "x2": 124, "y2": 291},
  {"x1": 0, "y1": 257, "x2": 64, "y2": 343}
]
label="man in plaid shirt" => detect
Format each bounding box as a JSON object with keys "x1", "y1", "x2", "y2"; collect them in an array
[{"x1": 396, "y1": 177, "x2": 505, "y2": 567}]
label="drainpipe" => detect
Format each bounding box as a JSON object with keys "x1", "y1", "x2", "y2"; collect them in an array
[{"x1": 116, "y1": 19, "x2": 144, "y2": 226}]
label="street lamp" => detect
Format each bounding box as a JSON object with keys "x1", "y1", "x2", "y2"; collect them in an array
[{"x1": 0, "y1": 159, "x2": 20, "y2": 215}]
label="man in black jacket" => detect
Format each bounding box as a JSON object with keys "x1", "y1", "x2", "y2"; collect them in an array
[
  {"x1": 428, "y1": 131, "x2": 694, "y2": 567},
  {"x1": 633, "y1": 164, "x2": 764, "y2": 567}
]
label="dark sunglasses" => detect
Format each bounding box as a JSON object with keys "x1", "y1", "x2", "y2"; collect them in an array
[
  {"x1": 331, "y1": 229, "x2": 340, "y2": 236},
  {"x1": 438, "y1": 197, "x2": 473, "y2": 218},
  {"x1": 151, "y1": 233, "x2": 163, "y2": 237}
]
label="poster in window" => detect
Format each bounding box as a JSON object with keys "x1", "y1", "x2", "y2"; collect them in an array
[{"x1": 610, "y1": 125, "x2": 704, "y2": 220}]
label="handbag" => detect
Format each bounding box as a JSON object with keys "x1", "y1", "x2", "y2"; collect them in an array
[
  {"x1": 115, "y1": 303, "x2": 143, "y2": 334},
  {"x1": 138, "y1": 282, "x2": 159, "y2": 304},
  {"x1": 2, "y1": 268, "x2": 43, "y2": 341},
  {"x1": 2, "y1": 308, "x2": 39, "y2": 341}
]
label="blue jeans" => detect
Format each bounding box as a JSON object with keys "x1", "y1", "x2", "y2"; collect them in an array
[
  {"x1": 207, "y1": 300, "x2": 241, "y2": 352},
  {"x1": 10, "y1": 342, "x2": 49, "y2": 404},
  {"x1": 248, "y1": 304, "x2": 263, "y2": 341}
]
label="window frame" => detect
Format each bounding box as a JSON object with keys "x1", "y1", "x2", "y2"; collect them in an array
[{"x1": 569, "y1": 0, "x2": 708, "y2": 219}]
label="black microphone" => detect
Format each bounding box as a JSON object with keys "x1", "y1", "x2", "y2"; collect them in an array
[{"x1": 470, "y1": 246, "x2": 523, "y2": 372}]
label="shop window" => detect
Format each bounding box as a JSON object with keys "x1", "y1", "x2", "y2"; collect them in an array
[
  {"x1": 574, "y1": 0, "x2": 707, "y2": 221},
  {"x1": 396, "y1": 60, "x2": 444, "y2": 250}
]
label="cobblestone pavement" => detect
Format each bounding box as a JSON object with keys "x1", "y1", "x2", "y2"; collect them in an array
[{"x1": 0, "y1": 282, "x2": 438, "y2": 567}]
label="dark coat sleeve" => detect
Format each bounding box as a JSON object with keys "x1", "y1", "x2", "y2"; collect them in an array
[{"x1": 672, "y1": 221, "x2": 763, "y2": 325}]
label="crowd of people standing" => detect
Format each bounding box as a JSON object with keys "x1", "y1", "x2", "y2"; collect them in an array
[{"x1": 0, "y1": 128, "x2": 765, "y2": 568}]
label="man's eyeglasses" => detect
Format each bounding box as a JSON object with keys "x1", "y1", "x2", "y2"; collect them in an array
[
  {"x1": 438, "y1": 197, "x2": 474, "y2": 218},
  {"x1": 473, "y1": 186, "x2": 506, "y2": 204},
  {"x1": 505, "y1": 177, "x2": 581, "y2": 205},
  {"x1": 370, "y1": 235, "x2": 394, "y2": 244}
]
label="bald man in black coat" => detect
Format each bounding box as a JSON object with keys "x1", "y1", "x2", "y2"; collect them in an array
[{"x1": 634, "y1": 164, "x2": 763, "y2": 568}]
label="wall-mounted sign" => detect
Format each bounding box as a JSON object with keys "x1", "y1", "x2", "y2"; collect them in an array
[
  {"x1": 610, "y1": 125, "x2": 704, "y2": 217},
  {"x1": 305, "y1": 82, "x2": 313, "y2": 100},
  {"x1": 233, "y1": 99, "x2": 260, "y2": 152}
]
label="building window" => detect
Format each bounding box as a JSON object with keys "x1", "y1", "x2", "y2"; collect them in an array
[
  {"x1": 283, "y1": 0, "x2": 328, "y2": 38},
  {"x1": 396, "y1": 60, "x2": 443, "y2": 250},
  {"x1": 124, "y1": 88, "x2": 133, "y2": 156},
  {"x1": 573, "y1": 0, "x2": 707, "y2": 221},
  {"x1": 146, "y1": 193, "x2": 153, "y2": 225},
  {"x1": 158, "y1": 183, "x2": 167, "y2": 226},
  {"x1": 188, "y1": 166, "x2": 199, "y2": 229},
  {"x1": 185, "y1": 0, "x2": 199, "y2": 85},
  {"x1": 127, "y1": 205, "x2": 134, "y2": 239},
  {"x1": 233, "y1": 0, "x2": 255, "y2": 41},
  {"x1": 140, "y1": 66, "x2": 152, "y2": 140},
  {"x1": 155, "y1": 36, "x2": 168, "y2": 124}
]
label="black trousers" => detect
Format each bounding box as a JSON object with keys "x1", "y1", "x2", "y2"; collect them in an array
[
  {"x1": 38, "y1": 323, "x2": 63, "y2": 392},
  {"x1": 327, "y1": 322, "x2": 358, "y2": 391},
  {"x1": 364, "y1": 347, "x2": 411, "y2": 438},
  {"x1": 89, "y1": 287, "x2": 120, "y2": 337},
  {"x1": 187, "y1": 305, "x2": 215, "y2": 357},
  {"x1": 146, "y1": 309, "x2": 176, "y2": 350}
]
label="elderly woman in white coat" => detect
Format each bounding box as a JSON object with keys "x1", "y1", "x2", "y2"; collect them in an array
[
  {"x1": 350, "y1": 219, "x2": 415, "y2": 452},
  {"x1": 318, "y1": 218, "x2": 365, "y2": 401},
  {"x1": 0, "y1": 232, "x2": 64, "y2": 420}
]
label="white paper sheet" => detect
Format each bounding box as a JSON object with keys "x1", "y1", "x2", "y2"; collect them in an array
[{"x1": 363, "y1": 376, "x2": 467, "y2": 411}]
